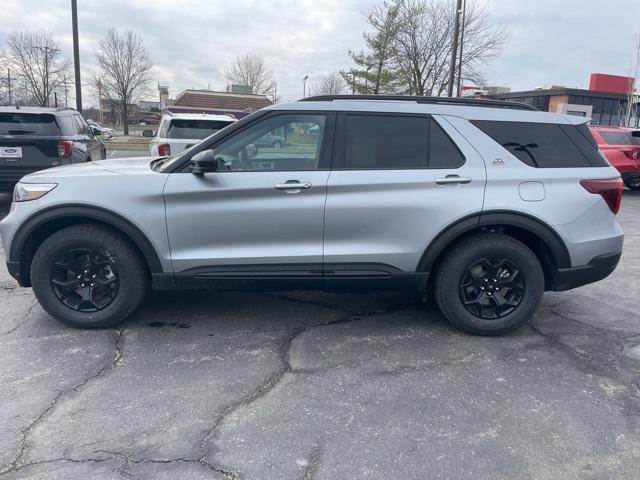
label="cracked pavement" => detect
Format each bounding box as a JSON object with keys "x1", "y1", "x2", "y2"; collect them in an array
[{"x1": 0, "y1": 191, "x2": 639, "y2": 479}]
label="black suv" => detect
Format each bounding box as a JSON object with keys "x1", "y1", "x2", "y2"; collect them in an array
[{"x1": 0, "y1": 106, "x2": 106, "y2": 192}]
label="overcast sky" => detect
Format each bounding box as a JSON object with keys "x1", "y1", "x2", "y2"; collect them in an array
[{"x1": 1, "y1": 0, "x2": 639, "y2": 106}]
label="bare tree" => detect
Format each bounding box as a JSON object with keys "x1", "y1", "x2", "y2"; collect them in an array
[
  {"x1": 312, "y1": 73, "x2": 346, "y2": 96},
  {"x1": 95, "y1": 28, "x2": 153, "y2": 135},
  {"x1": 346, "y1": 0, "x2": 506, "y2": 97},
  {"x1": 5, "y1": 30, "x2": 70, "y2": 107},
  {"x1": 623, "y1": 33, "x2": 640, "y2": 127},
  {"x1": 225, "y1": 53, "x2": 274, "y2": 95}
]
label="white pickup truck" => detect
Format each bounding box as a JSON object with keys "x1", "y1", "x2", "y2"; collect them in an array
[{"x1": 144, "y1": 113, "x2": 236, "y2": 156}]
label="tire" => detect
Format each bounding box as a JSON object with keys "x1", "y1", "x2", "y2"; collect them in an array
[
  {"x1": 30, "y1": 224, "x2": 148, "y2": 329},
  {"x1": 434, "y1": 232, "x2": 544, "y2": 336},
  {"x1": 624, "y1": 176, "x2": 640, "y2": 191},
  {"x1": 273, "y1": 140, "x2": 283, "y2": 148}
]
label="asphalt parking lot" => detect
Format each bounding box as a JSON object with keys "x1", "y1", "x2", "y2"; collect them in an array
[{"x1": 0, "y1": 187, "x2": 639, "y2": 479}]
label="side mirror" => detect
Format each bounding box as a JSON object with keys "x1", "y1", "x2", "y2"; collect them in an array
[
  {"x1": 191, "y1": 150, "x2": 218, "y2": 174},
  {"x1": 91, "y1": 127, "x2": 102, "y2": 136},
  {"x1": 142, "y1": 129, "x2": 154, "y2": 138}
]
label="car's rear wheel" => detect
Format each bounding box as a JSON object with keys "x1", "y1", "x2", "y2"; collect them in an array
[
  {"x1": 434, "y1": 233, "x2": 544, "y2": 335},
  {"x1": 30, "y1": 224, "x2": 148, "y2": 328},
  {"x1": 624, "y1": 175, "x2": 640, "y2": 191}
]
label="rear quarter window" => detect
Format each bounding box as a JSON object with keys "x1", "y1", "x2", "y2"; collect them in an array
[
  {"x1": 167, "y1": 119, "x2": 234, "y2": 140},
  {"x1": 472, "y1": 120, "x2": 608, "y2": 168},
  {"x1": 0, "y1": 113, "x2": 61, "y2": 135}
]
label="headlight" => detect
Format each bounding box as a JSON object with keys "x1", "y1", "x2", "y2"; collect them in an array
[{"x1": 13, "y1": 183, "x2": 58, "y2": 202}]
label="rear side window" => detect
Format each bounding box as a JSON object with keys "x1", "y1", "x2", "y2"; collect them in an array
[
  {"x1": 342, "y1": 115, "x2": 464, "y2": 169},
  {"x1": 0, "y1": 113, "x2": 60, "y2": 135},
  {"x1": 472, "y1": 121, "x2": 608, "y2": 168},
  {"x1": 167, "y1": 119, "x2": 234, "y2": 139}
]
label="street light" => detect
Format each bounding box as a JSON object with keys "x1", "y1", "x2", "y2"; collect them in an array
[{"x1": 302, "y1": 75, "x2": 309, "y2": 98}]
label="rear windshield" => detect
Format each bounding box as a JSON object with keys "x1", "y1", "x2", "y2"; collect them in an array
[
  {"x1": 0, "y1": 113, "x2": 60, "y2": 135},
  {"x1": 472, "y1": 120, "x2": 609, "y2": 168},
  {"x1": 599, "y1": 131, "x2": 640, "y2": 146},
  {"x1": 167, "y1": 119, "x2": 234, "y2": 139}
]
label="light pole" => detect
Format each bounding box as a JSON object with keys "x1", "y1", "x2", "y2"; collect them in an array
[
  {"x1": 302, "y1": 75, "x2": 309, "y2": 98},
  {"x1": 456, "y1": 0, "x2": 467, "y2": 97},
  {"x1": 71, "y1": 0, "x2": 82, "y2": 112},
  {"x1": 447, "y1": 0, "x2": 463, "y2": 97}
]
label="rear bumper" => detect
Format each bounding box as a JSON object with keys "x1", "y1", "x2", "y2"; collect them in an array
[
  {"x1": 0, "y1": 168, "x2": 43, "y2": 192},
  {"x1": 550, "y1": 251, "x2": 622, "y2": 291}
]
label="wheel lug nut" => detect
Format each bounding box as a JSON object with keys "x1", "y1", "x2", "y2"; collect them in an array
[
  {"x1": 92, "y1": 274, "x2": 96, "y2": 278},
  {"x1": 480, "y1": 286, "x2": 485, "y2": 290}
]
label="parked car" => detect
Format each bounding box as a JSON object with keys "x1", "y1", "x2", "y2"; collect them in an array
[
  {"x1": 0, "y1": 95, "x2": 624, "y2": 335},
  {"x1": 145, "y1": 113, "x2": 236, "y2": 156},
  {"x1": 589, "y1": 126, "x2": 640, "y2": 190},
  {"x1": 87, "y1": 120, "x2": 115, "y2": 139},
  {"x1": 253, "y1": 132, "x2": 287, "y2": 148},
  {"x1": 0, "y1": 106, "x2": 106, "y2": 193}
]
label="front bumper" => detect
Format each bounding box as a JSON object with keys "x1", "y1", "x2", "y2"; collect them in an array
[{"x1": 550, "y1": 251, "x2": 622, "y2": 291}]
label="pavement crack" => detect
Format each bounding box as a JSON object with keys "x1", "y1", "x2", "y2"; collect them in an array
[
  {"x1": 0, "y1": 327, "x2": 126, "y2": 475},
  {"x1": 197, "y1": 313, "x2": 365, "y2": 478},
  {"x1": 1, "y1": 298, "x2": 37, "y2": 336},
  {"x1": 302, "y1": 445, "x2": 321, "y2": 480}
]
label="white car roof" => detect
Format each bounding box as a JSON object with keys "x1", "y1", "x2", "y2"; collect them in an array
[
  {"x1": 266, "y1": 99, "x2": 587, "y2": 125},
  {"x1": 163, "y1": 113, "x2": 237, "y2": 122}
]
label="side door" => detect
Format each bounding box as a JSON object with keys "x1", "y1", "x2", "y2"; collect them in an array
[
  {"x1": 323, "y1": 112, "x2": 486, "y2": 277},
  {"x1": 163, "y1": 111, "x2": 334, "y2": 284}
]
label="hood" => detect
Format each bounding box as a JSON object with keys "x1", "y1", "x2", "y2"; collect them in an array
[{"x1": 22, "y1": 156, "x2": 160, "y2": 182}]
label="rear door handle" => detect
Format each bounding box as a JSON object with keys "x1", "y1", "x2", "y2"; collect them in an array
[
  {"x1": 275, "y1": 181, "x2": 312, "y2": 190},
  {"x1": 435, "y1": 175, "x2": 472, "y2": 185}
]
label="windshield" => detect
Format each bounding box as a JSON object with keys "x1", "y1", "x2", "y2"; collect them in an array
[
  {"x1": 167, "y1": 119, "x2": 234, "y2": 139},
  {"x1": 0, "y1": 113, "x2": 60, "y2": 135},
  {"x1": 599, "y1": 131, "x2": 640, "y2": 145}
]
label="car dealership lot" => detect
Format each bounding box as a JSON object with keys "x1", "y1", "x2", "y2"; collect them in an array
[{"x1": 0, "y1": 192, "x2": 638, "y2": 480}]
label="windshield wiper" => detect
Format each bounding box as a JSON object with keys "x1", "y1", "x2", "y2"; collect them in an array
[{"x1": 6, "y1": 129, "x2": 36, "y2": 135}]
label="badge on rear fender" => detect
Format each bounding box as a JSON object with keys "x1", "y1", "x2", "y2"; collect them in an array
[{"x1": 492, "y1": 158, "x2": 505, "y2": 166}]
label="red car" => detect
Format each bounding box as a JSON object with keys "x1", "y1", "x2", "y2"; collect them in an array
[{"x1": 590, "y1": 126, "x2": 640, "y2": 190}]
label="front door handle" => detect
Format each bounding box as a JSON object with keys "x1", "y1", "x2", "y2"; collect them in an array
[
  {"x1": 435, "y1": 175, "x2": 472, "y2": 185},
  {"x1": 275, "y1": 181, "x2": 312, "y2": 191}
]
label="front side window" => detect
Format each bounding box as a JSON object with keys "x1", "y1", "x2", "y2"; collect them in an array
[
  {"x1": 342, "y1": 115, "x2": 464, "y2": 169},
  {"x1": 204, "y1": 114, "x2": 326, "y2": 171}
]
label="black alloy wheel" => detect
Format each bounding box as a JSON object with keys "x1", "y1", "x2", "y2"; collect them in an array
[
  {"x1": 50, "y1": 247, "x2": 119, "y2": 312},
  {"x1": 458, "y1": 257, "x2": 525, "y2": 319}
]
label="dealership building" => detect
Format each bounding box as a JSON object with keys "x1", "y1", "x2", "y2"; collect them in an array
[{"x1": 487, "y1": 73, "x2": 638, "y2": 127}]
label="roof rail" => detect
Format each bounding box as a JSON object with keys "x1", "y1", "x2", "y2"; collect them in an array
[{"x1": 300, "y1": 95, "x2": 538, "y2": 111}]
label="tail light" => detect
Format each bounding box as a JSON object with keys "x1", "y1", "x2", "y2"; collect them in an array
[
  {"x1": 580, "y1": 178, "x2": 623, "y2": 214},
  {"x1": 158, "y1": 143, "x2": 171, "y2": 156},
  {"x1": 623, "y1": 149, "x2": 639, "y2": 160},
  {"x1": 57, "y1": 140, "x2": 73, "y2": 158}
]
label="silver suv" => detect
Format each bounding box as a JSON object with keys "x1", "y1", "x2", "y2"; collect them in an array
[{"x1": 0, "y1": 96, "x2": 624, "y2": 335}]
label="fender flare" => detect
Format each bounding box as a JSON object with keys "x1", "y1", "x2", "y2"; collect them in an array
[
  {"x1": 9, "y1": 204, "x2": 164, "y2": 276},
  {"x1": 417, "y1": 210, "x2": 571, "y2": 273}
]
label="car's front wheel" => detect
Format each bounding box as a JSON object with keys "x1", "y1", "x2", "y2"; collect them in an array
[
  {"x1": 30, "y1": 224, "x2": 148, "y2": 328},
  {"x1": 434, "y1": 233, "x2": 544, "y2": 335},
  {"x1": 624, "y1": 175, "x2": 640, "y2": 191}
]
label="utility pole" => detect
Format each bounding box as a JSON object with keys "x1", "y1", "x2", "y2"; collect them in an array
[
  {"x1": 302, "y1": 75, "x2": 308, "y2": 98},
  {"x1": 7, "y1": 69, "x2": 11, "y2": 105},
  {"x1": 71, "y1": 0, "x2": 82, "y2": 112},
  {"x1": 447, "y1": 0, "x2": 463, "y2": 97},
  {"x1": 54, "y1": 91, "x2": 58, "y2": 107},
  {"x1": 456, "y1": 0, "x2": 467, "y2": 97}
]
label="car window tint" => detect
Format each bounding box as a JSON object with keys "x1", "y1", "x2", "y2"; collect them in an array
[
  {"x1": 342, "y1": 115, "x2": 464, "y2": 169},
  {"x1": 167, "y1": 119, "x2": 234, "y2": 139},
  {"x1": 0, "y1": 113, "x2": 60, "y2": 135},
  {"x1": 56, "y1": 116, "x2": 77, "y2": 135},
  {"x1": 72, "y1": 115, "x2": 88, "y2": 134},
  {"x1": 472, "y1": 120, "x2": 603, "y2": 168},
  {"x1": 206, "y1": 114, "x2": 326, "y2": 171},
  {"x1": 429, "y1": 120, "x2": 465, "y2": 168}
]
